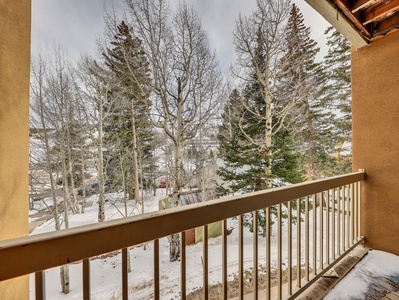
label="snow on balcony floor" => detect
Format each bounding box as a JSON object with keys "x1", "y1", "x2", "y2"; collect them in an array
[{"x1": 324, "y1": 249, "x2": 399, "y2": 299}]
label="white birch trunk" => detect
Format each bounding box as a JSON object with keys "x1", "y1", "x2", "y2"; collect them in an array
[
  {"x1": 131, "y1": 101, "x2": 141, "y2": 203},
  {"x1": 97, "y1": 101, "x2": 106, "y2": 222}
]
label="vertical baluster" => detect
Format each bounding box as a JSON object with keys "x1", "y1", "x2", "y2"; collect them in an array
[
  {"x1": 313, "y1": 194, "x2": 317, "y2": 276},
  {"x1": 337, "y1": 187, "x2": 341, "y2": 255},
  {"x1": 222, "y1": 219, "x2": 228, "y2": 300},
  {"x1": 181, "y1": 232, "x2": 186, "y2": 300},
  {"x1": 83, "y1": 258, "x2": 90, "y2": 300},
  {"x1": 347, "y1": 185, "x2": 351, "y2": 248},
  {"x1": 288, "y1": 200, "x2": 292, "y2": 296},
  {"x1": 305, "y1": 196, "x2": 310, "y2": 281},
  {"x1": 122, "y1": 248, "x2": 128, "y2": 300},
  {"x1": 319, "y1": 192, "x2": 323, "y2": 271},
  {"x1": 203, "y1": 225, "x2": 209, "y2": 299},
  {"x1": 351, "y1": 183, "x2": 355, "y2": 246},
  {"x1": 239, "y1": 215, "x2": 244, "y2": 300},
  {"x1": 342, "y1": 186, "x2": 346, "y2": 251},
  {"x1": 154, "y1": 239, "x2": 160, "y2": 300},
  {"x1": 266, "y1": 207, "x2": 271, "y2": 300},
  {"x1": 353, "y1": 182, "x2": 359, "y2": 242},
  {"x1": 332, "y1": 188, "x2": 336, "y2": 261},
  {"x1": 326, "y1": 190, "x2": 330, "y2": 265},
  {"x1": 35, "y1": 271, "x2": 45, "y2": 300},
  {"x1": 297, "y1": 198, "x2": 301, "y2": 288},
  {"x1": 253, "y1": 210, "x2": 258, "y2": 300},
  {"x1": 358, "y1": 182, "x2": 361, "y2": 239},
  {"x1": 278, "y1": 203, "x2": 283, "y2": 299}
]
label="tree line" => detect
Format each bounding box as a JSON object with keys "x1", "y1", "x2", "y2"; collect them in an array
[
  {"x1": 217, "y1": 1, "x2": 351, "y2": 232},
  {"x1": 29, "y1": 0, "x2": 351, "y2": 294}
]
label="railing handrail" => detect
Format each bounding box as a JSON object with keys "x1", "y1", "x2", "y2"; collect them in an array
[{"x1": 0, "y1": 170, "x2": 365, "y2": 282}]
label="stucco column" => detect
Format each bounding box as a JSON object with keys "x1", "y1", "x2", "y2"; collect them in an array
[
  {"x1": 352, "y1": 30, "x2": 399, "y2": 255},
  {"x1": 0, "y1": 0, "x2": 31, "y2": 298}
]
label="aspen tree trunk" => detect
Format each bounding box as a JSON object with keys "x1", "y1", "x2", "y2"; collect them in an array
[
  {"x1": 37, "y1": 74, "x2": 61, "y2": 231},
  {"x1": 200, "y1": 167, "x2": 206, "y2": 202},
  {"x1": 263, "y1": 80, "x2": 273, "y2": 237},
  {"x1": 264, "y1": 83, "x2": 273, "y2": 190},
  {"x1": 65, "y1": 106, "x2": 79, "y2": 212},
  {"x1": 96, "y1": 152, "x2": 105, "y2": 219},
  {"x1": 131, "y1": 101, "x2": 141, "y2": 203},
  {"x1": 60, "y1": 265, "x2": 70, "y2": 294},
  {"x1": 198, "y1": 103, "x2": 207, "y2": 203},
  {"x1": 60, "y1": 133, "x2": 72, "y2": 295},
  {"x1": 97, "y1": 105, "x2": 106, "y2": 222},
  {"x1": 60, "y1": 150, "x2": 71, "y2": 300},
  {"x1": 60, "y1": 136, "x2": 73, "y2": 220},
  {"x1": 67, "y1": 148, "x2": 79, "y2": 213},
  {"x1": 120, "y1": 169, "x2": 132, "y2": 272},
  {"x1": 120, "y1": 156, "x2": 128, "y2": 218},
  {"x1": 75, "y1": 96, "x2": 87, "y2": 214},
  {"x1": 170, "y1": 80, "x2": 184, "y2": 262},
  {"x1": 170, "y1": 140, "x2": 182, "y2": 262},
  {"x1": 58, "y1": 130, "x2": 71, "y2": 295},
  {"x1": 138, "y1": 157, "x2": 148, "y2": 251},
  {"x1": 123, "y1": 169, "x2": 128, "y2": 218},
  {"x1": 138, "y1": 157, "x2": 145, "y2": 214},
  {"x1": 80, "y1": 149, "x2": 86, "y2": 213}
]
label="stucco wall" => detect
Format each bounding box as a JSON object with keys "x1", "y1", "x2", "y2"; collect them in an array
[
  {"x1": 0, "y1": 0, "x2": 31, "y2": 298},
  {"x1": 352, "y1": 30, "x2": 399, "y2": 255}
]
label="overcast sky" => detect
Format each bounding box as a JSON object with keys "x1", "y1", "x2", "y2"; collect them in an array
[{"x1": 31, "y1": 0, "x2": 330, "y2": 73}]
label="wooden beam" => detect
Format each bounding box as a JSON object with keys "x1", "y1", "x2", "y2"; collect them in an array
[
  {"x1": 372, "y1": 11, "x2": 399, "y2": 36},
  {"x1": 362, "y1": 0, "x2": 399, "y2": 25},
  {"x1": 333, "y1": 0, "x2": 372, "y2": 38},
  {"x1": 352, "y1": 0, "x2": 382, "y2": 13},
  {"x1": 306, "y1": 0, "x2": 369, "y2": 48}
]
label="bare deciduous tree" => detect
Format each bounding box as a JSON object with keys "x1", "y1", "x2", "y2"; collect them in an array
[
  {"x1": 124, "y1": 0, "x2": 223, "y2": 261},
  {"x1": 30, "y1": 51, "x2": 71, "y2": 295},
  {"x1": 75, "y1": 56, "x2": 121, "y2": 222}
]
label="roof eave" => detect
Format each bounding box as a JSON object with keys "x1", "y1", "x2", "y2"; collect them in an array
[{"x1": 306, "y1": 0, "x2": 369, "y2": 49}]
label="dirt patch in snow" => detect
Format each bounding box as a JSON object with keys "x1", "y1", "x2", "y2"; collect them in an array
[{"x1": 187, "y1": 265, "x2": 311, "y2": 299}]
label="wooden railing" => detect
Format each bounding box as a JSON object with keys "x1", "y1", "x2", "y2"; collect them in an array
[{"x1": 0, "y1": 171, "x2": 365, "y2": 299}]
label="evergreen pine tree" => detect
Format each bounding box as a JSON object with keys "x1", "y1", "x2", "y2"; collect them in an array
[
  {"x1": 323, "y1": 26, "x2": 352, "y2": 174},
  {"x1": 280, "y1": 4, "x2": 336, "y2": 179},
  {"x1": 102, "y1": 21, "x2": 153, "y2": 203},
  {"x1": 217, "y1": 89, "x2": 251, "y2": 196}
]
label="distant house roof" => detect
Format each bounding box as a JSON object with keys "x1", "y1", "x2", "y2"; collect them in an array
[
  {"x1": 178, "y1": 190, "x2": 203, "y2": 206},
  {"x1": 159, "y1": 189, "x2": 218, "y2": 211}
]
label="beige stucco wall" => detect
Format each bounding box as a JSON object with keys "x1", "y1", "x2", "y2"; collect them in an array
[
  {"x1": 0, "y1": 0, "x2": 31, "y2": 298},
  {"x1": 352, "y1": 30, "x2": 399, "y2": 255}
]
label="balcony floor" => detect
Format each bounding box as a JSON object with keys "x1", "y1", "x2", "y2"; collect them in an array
[
  {"x1": 324, "y1": 248, "x2": 399, "y2": 300},
  {"x1": 238, "y1": 246, "x2": 399, "y2": 300}
]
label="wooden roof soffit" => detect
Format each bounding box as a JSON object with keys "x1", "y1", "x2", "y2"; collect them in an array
[
  {"x1": 352, "y1": 0, "x2": 380, "y2": 14},
  {"x1": 306, "y1": 0, "x2": 399, "y2": 49},
  {"x1": 361, "y1": 0, "x2": 399, "y2": 25},
  {"x1": 305, "y1": 0, "x2": 369, "y2": 49}
]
